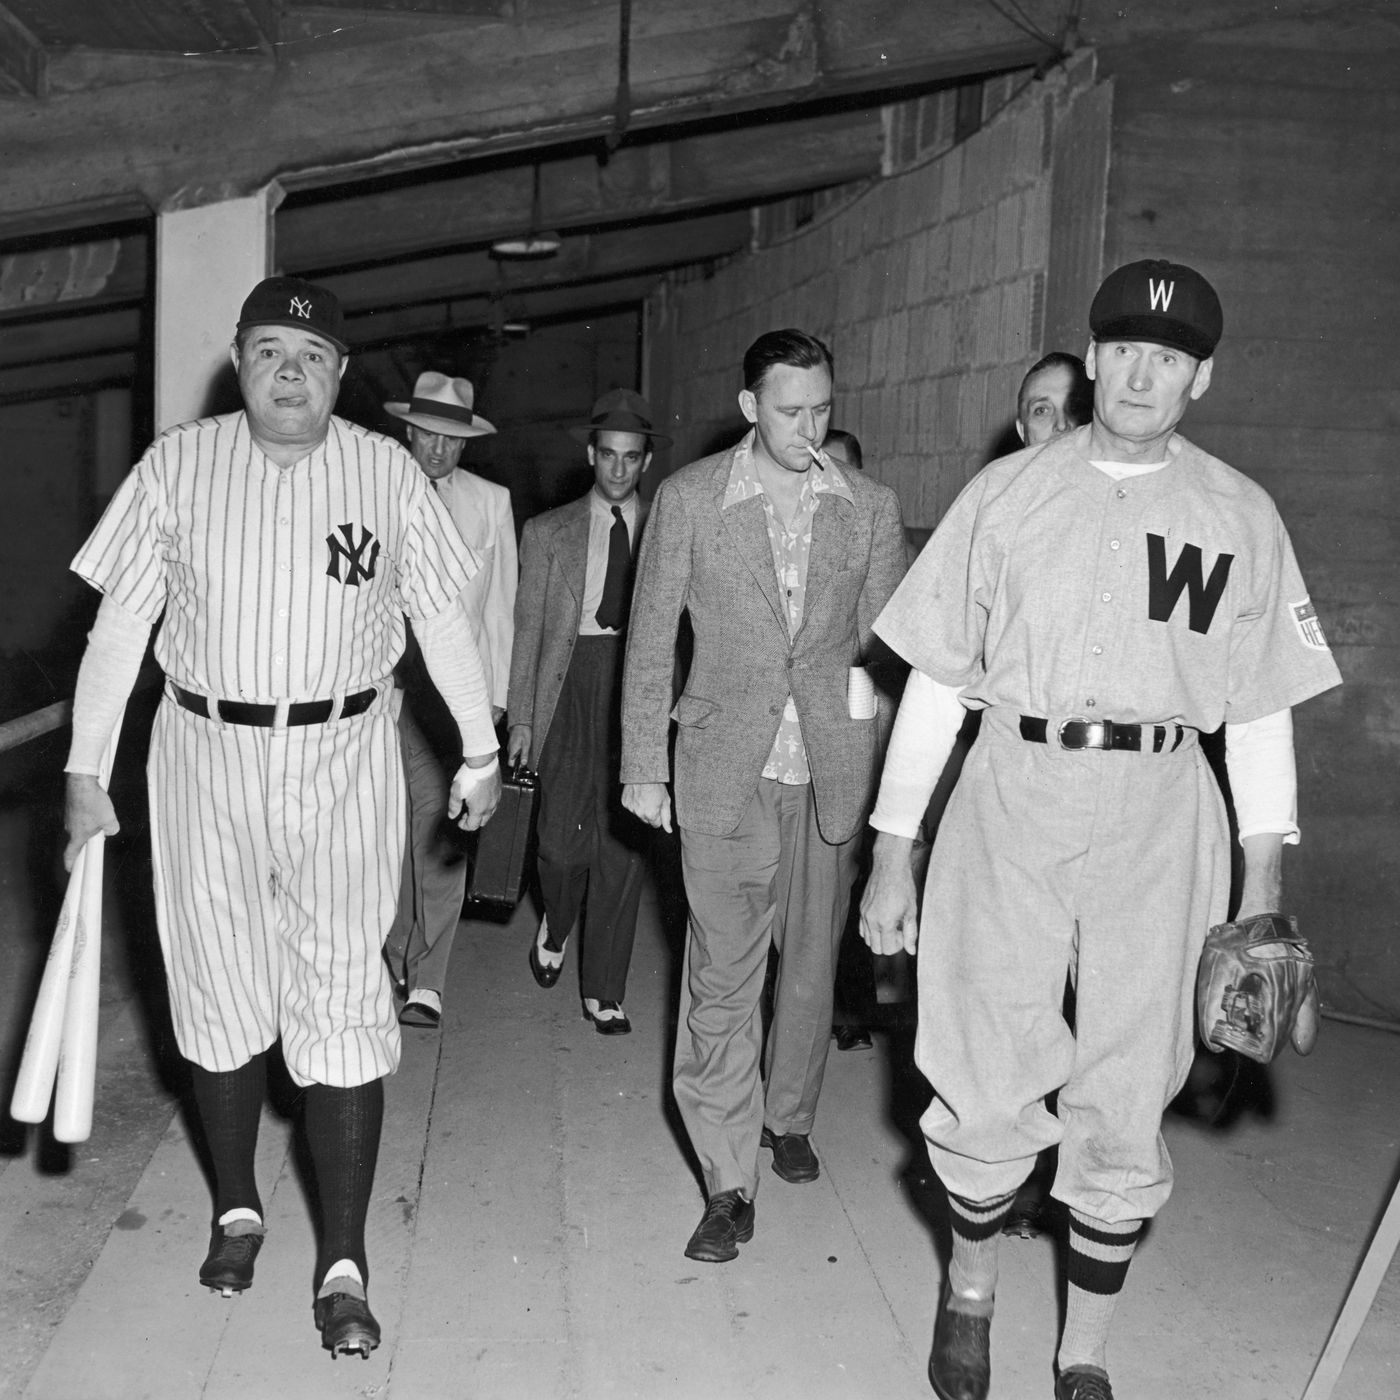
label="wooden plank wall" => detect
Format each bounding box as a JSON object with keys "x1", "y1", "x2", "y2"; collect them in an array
[{"x1": 1098, "y1": 14, "x2": 1400, "y2": 1017}]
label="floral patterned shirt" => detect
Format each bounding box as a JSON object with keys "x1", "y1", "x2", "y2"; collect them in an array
[{"x1": 722, "y1": 430, "x2": 854, "y2": 783}]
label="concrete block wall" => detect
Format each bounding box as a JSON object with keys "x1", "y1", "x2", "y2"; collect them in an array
[{"x1": 649, "y1": 69, "x2": 1093, "y2": 532}]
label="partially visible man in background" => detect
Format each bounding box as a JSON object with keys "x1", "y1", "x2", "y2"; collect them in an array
[
  {"x1": 1015, "y1": 351, "x2": 1093, "y2": 448},
  {"x1": 383, "y1": 372, "x2": 516, "y2": 1028}
]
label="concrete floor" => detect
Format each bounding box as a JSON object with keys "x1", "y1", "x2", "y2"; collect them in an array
[{"x1": 0, "y1": 776, "x2": 1398, "y2": 1398}]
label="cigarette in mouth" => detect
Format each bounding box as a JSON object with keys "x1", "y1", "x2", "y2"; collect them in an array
[{"x1": 806, "y1": 444, "x2": 825, "y2": 469}]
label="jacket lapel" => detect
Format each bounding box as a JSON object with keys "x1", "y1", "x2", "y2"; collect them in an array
[
  {"x1": 557, "y1": 497, "x2": 591, "y2": 606},
  {"x1": 716, "y1": 475, "x2": 788, "y2": 635},
  {"x1": 797, "y1": 492, "x2": 851, "y2": 637}
]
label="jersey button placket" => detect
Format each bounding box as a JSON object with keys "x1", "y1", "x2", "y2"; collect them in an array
[{"x1": 271, "y1": 473, "x2": 293, "y2": 696}]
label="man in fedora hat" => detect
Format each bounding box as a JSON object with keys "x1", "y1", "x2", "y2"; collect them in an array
[
  {"x1": 383, "y1": 371, "x2": 517, "y2": 1028},
  {"x1": 506, "y1": 388, "x2": 667, "y2": 1035},
  {"x1": 61, "y1": 276, "x2": 502, "y2": 1358}
]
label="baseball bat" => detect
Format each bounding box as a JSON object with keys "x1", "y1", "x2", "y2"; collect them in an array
[
  {"x1": 9, "y1": 845, "x2": 88, "y2": 1124},
  {"x1": 54, "y1": 824, "x2": 107, "y2": 1143},
  {"x1": 9, "y1": 721, "x2": 122, "y2": 1139}
]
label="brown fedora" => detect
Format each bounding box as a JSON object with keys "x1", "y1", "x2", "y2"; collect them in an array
[
  {"x1": 567, "y1": 388, "x2": 670, "y2": 445},
  {"x1": 385, "y1": 372, "x2": 496, "y2": 438}
]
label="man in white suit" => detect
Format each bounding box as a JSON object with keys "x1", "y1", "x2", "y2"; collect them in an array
[{"x1": 384, "y1": 372, "x2": 517, "y2": 1026}]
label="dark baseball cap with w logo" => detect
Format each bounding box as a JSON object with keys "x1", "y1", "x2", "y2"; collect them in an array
[
  {"x1": 1089, "y1": 259, "x2": 1223, "y2": 360},
  {"x1": 236, "y1": 275, "x2": 348, "y2": 354}
]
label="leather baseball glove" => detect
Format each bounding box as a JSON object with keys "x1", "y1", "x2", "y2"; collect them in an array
[{"x1": 1196, "y1": 911, "x2": 1320, "y2": 1064}]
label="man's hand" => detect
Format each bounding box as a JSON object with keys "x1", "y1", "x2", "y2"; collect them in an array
[
  {"x1": 622, "y1": 782, "x2": 673, "y2": 833},
  {"x1": 448, "y1": 758, "x2": 503, "y2": 831},
  {"x1": 506, "y1": 723, "x2": 532, "y2": 768},
  {"x1": 860, "y1": 831, "x2": 920, "y2": 955},
  {"x1": 64, "y1": 772, "x2": 120, "y2": 872}
]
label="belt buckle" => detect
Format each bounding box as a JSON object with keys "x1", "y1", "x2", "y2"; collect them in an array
[{"x1": 1057, "y1": 717, "x2": 1108, "y2": 750}]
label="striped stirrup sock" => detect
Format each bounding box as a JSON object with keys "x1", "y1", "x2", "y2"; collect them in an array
[
  {"x1": 1058, "y1": 1209, "x2": 1145, "y2": 1373},
  {"x1": 945, "y1": 1188, "x2": 1018, "y2": 1313}
]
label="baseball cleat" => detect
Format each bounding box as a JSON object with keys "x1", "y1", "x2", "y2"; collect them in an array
[
  {"x1": 314, "y1": 1290, "x2": 381, "y2": 1359},
  {"x1": 198, "y1": 1222, "x2": 266, "y2": 1295}
]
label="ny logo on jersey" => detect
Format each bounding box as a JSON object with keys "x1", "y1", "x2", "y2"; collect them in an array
[
  {"x1": 1148, "y1": 278, "x2": 1175, "y2": 312},
  {"x1": 1146, "y1": 533, "x2": 1234, "y2": 634},
  {"x1": 326, "y1": 523, "x2": 380, "y2": 586},
  {"x1": 289, "y1": 295, "x2": 312, "y2": 319}
]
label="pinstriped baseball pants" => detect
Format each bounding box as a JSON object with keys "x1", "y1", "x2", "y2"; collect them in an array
[{"x1": 148, "y1": 692, "x2": 405, "y2": 1088}]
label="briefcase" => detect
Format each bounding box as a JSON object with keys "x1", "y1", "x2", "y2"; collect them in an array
[{"x1": 466, "y1": 762, "x2": 538, "y2": 907}]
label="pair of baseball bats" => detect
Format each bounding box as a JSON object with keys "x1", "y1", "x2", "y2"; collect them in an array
[{"x1": 10, "y1": 721, "x2": 122, "y2": 1144}]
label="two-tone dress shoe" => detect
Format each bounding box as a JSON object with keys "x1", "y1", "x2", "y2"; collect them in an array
[
  {"x1": 760, "y1": 1126, "x2": 820, "y2": 1183},
  {"x1": 528, "y1": 916, "x2": 567, "y2": 989},
  {"x1": 398, "y1": 988, "x2": 442, "y2": 1028},
  {"x1": 314, "y1": 1287, "x2": 381, "y2": 1359},
  {"x1": 198, "y1": 1220, "x2": 266, "y2": 1296},
  {"x1": 683, "y1": 1188, "x2": 755, "y2": 1263},
  {"x1": 582, "y1": 998, "x2": 631, "y2": 1035},
  {"x1": 928, "y1": 1288, "x2": 992, "y2": 1400},
  {"x1": 1055, "y1": 1366, "x2": 1115, "y2": 1400}
]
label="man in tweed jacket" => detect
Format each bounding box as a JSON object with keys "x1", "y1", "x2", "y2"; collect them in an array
[{"x1": 621, "y1": 329, "x2": 906, "y2": 1262}]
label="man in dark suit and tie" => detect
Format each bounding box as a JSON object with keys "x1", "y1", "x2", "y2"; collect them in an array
[
  {"x1": 621, "y1": 330, "x2": 906, "y2": 1261},
  {"x1": 506, "y1": 389, "x2": 667, "y2": 1036}
]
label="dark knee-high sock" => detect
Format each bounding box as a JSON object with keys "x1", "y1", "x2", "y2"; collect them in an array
[
  {"x1": 303, "y1": 1079, "x2": 384, "y2": 1288},
  {"x1": 946, "y1": 1189, "x2": 1018, "y2": 1315},
  {"x1": 1058, "y1": 1210, "x2": 1144, "y2": 1374},
  {"x1": 188, "y1": 1052, "x2": 267, "y2": 1221}
]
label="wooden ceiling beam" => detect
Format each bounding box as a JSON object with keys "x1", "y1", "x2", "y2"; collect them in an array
[
  {"x1": 278, "y1": 108, "x2": 882, "y2": 274},
  {"x1": 320, "y1": 208, "x2": 750, "y2": 314},
  {"x1": 0, "y1": 3, "x2": 45, "y2": 99},
  {"x1": 0, "y1": 0, "x2": 1056, "y2": 220}
]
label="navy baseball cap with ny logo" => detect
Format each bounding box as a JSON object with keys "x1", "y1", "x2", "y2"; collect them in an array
[
  {"x1": 1089, "y1": 259, "x2": 1223, "y2": 360},
  {"x1": 236, "y1": 275, "x2": 348, "y2": 354}
]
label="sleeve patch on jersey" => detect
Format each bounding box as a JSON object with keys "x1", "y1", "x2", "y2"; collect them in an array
[{"x1": 1291, "y1": 598, "x2": 1329, "y2": 650}]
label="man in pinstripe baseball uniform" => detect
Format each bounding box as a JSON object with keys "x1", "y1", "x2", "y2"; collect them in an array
[
  {"x1": 62, "y1": 276, "x2": 501, "y2": 1359},
  {"x1": 860, "y1": 261, "x2": 1341, "y2": 1400}
]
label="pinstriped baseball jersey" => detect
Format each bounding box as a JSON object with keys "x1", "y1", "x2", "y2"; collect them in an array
[
  {"x1": 69, "y1": 410, "x2": 480, "y2": 1087},
  {"x1": 72, "y1": 412, "x2": 478, "y2": 701}
]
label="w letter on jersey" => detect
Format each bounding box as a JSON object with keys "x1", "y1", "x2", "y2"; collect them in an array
[
  {"x1": 326, "y1": 524, "x2": 381, "y2": 586},
  {"x1": 1146, "y1": 534, "x2": 1233, "y2": 634}
]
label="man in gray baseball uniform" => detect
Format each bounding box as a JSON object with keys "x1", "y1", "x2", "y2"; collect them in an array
[
  {"x1": 62, "y1": 277, "x2": 501, "y2": 1359},
  {"x1": 383, "y1": 372, "x2": 516, "y2": 1028},
  {"x1": 622, "y1": 330, "x2": 906, "y2": 1262},
  {"x1": 861, "y1": 261, "x2": 1341, "y2": 1400}
]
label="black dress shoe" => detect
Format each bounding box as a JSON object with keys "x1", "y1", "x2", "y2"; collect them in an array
[
  {"x1": 833, "y1": 1024, "x2": 873, "y2": 1051},
  {"x1": 529, "y1": 923, "x2": 566, "y2": 989},
  {"x1": 683, "y1": 1189, "x2": 755, "y2": 1263},
  {"x1": 1056, "y1": 1366, "x2": 1114, "y2": 1400},
  {"x1": 760, "y1": 1126, "x2": 820, "y2": 1183},
  {"x1": 199, "y1": 1223, "x2": 266, "y2": 1296},
  {"x1": 314, "y1": 1290, "x2": 381, "y2": 1359},
  {"x1": 928, "y1": 1289, "x2": 992, "y2": 1400},
  {"x1": 582, "y1": 998, "x2": 631, "y2": 1034}
]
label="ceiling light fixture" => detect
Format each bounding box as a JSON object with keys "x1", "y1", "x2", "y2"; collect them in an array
[{"x1": 491, "y1": 164, "x2": 561, "y2": 258}]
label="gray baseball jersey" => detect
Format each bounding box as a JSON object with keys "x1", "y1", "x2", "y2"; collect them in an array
[{"x1": 71, "y1": 411, "x2": 475, "y2": 1087}]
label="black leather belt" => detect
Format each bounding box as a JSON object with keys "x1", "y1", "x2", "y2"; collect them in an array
[
  {"x1": 1019, "y1": 715, "x2": 1186, "y2": 753},
  {"x1": 173, "y1": 684, "x2": 377, "y2": 726}
]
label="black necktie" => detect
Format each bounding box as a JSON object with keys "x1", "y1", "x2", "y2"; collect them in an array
[{"x1": 594, "y1": 506, "x2": 631, "y2": 630}]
